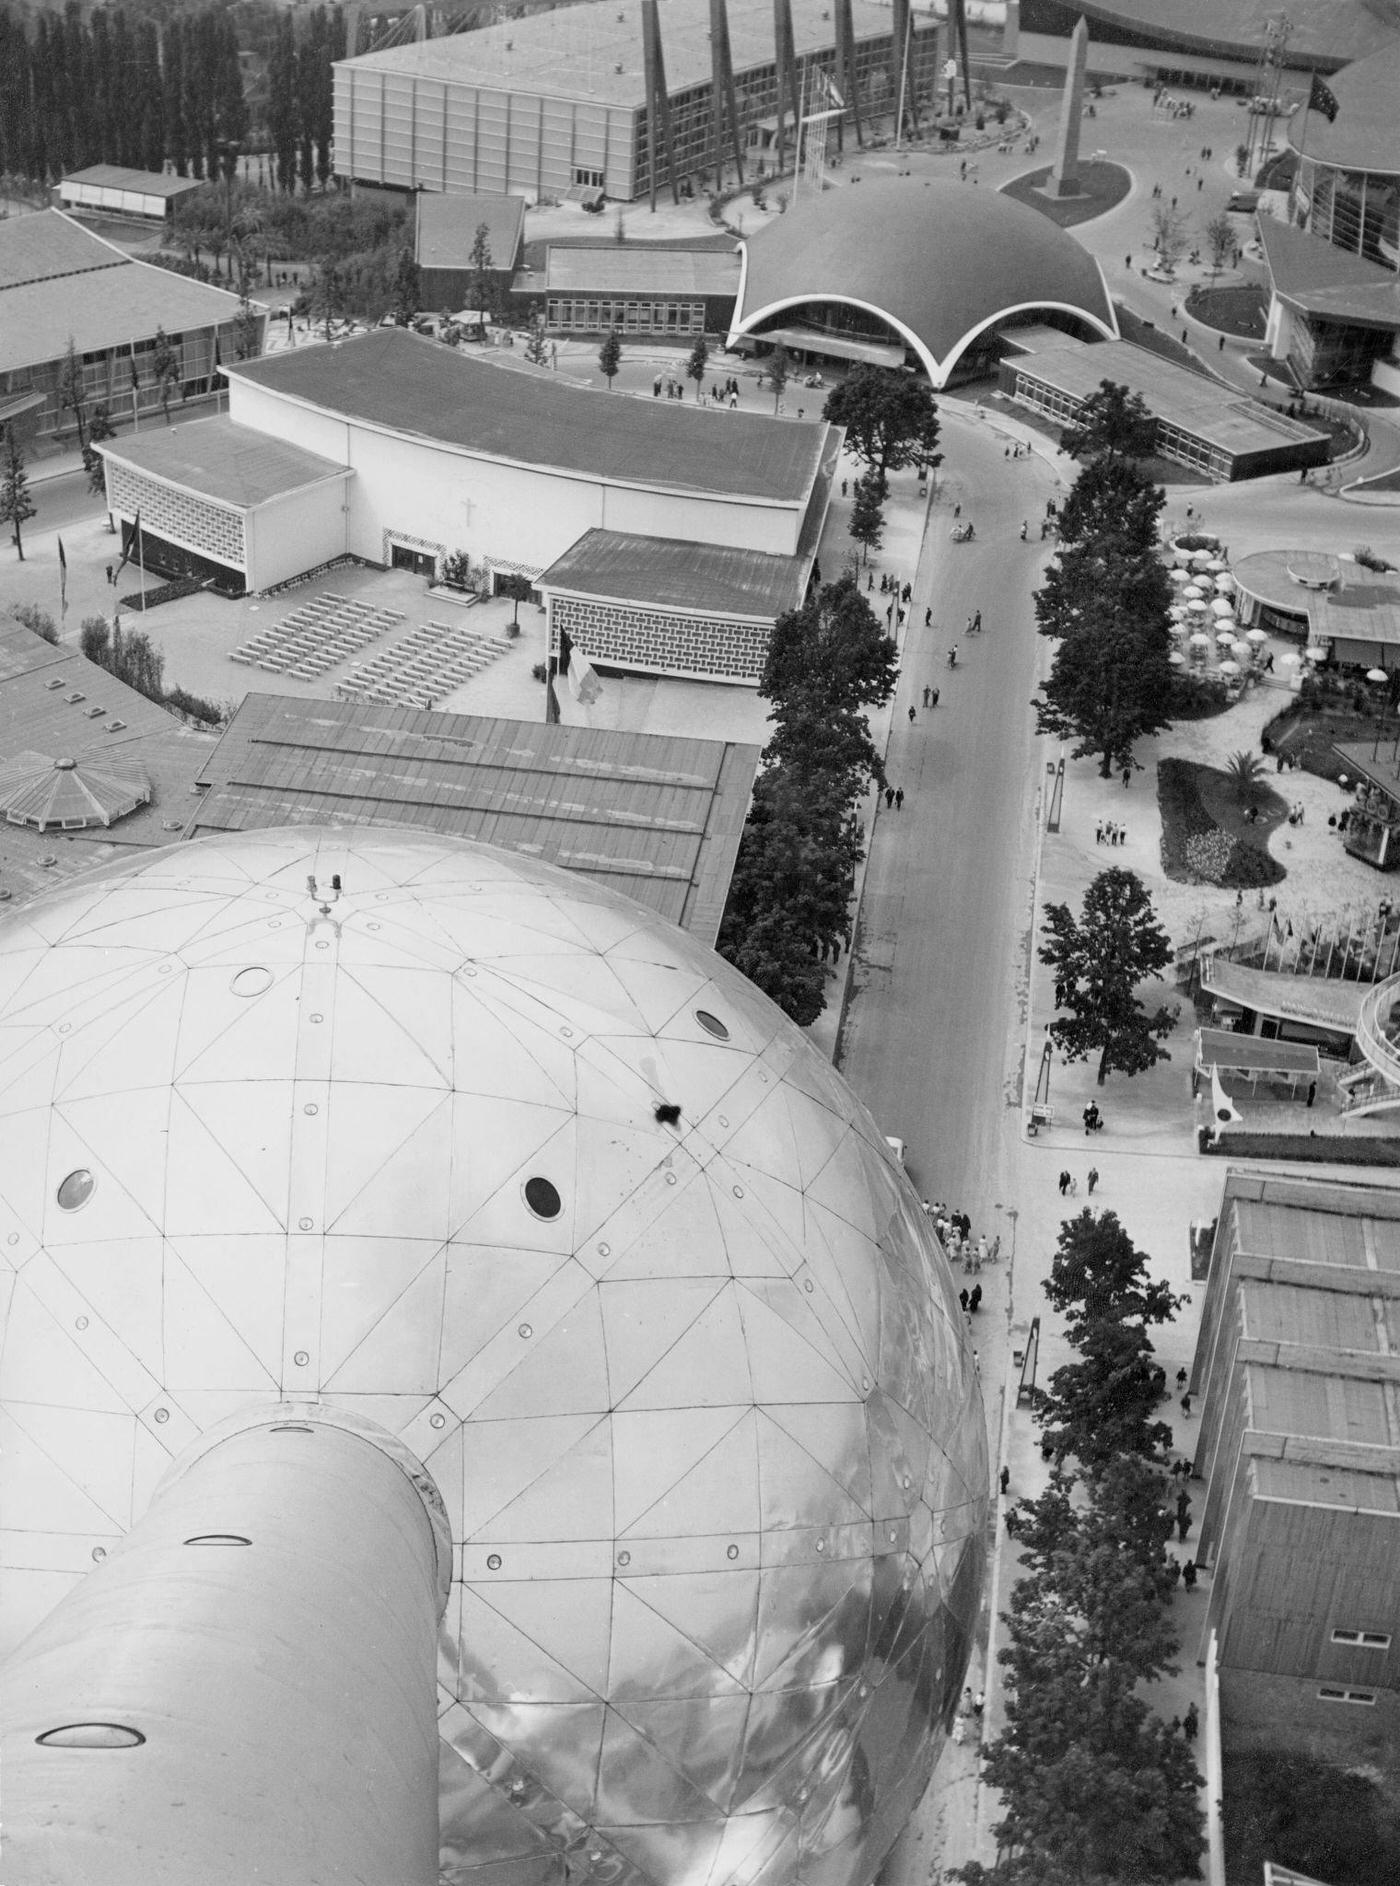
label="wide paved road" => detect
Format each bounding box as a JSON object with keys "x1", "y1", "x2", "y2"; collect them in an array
[{"x1": 842, "y1": 407, "x2": 1057, "y2": 1212}]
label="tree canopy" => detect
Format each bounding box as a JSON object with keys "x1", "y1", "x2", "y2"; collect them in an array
[
  {"x1": 1053, "y1": 455, "x2": 1165, "y2": 555},
  {"x1": 1039, "y1": 867, "x2": 1177, "y2": 1085},
  {"x1": 1060, "y1": 379, "x2": 1158, "y2": 463},
  {"x1": 761, "y1": 573, "x2": 899, "y2": 712},
  {"x1": 822, "y1": 366, "x2": 942, "y2": 484}
]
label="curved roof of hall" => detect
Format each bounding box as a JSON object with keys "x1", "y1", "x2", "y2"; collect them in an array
[
  {"x1": 733, "y1": 181, "x2": 1116, "y2": 379},
  {"x1": 1064, "y1": 0, "x2": 1399, "y2": 71},
  {"x1": 226, "y1": 330, "x2": 825, "y2": 503},
  {"x1": 1288, "y1": 41, "x2": 1400, "y2": 174}
]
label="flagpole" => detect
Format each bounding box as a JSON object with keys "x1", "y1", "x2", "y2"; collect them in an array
[{"x1": 1292, "y1": 76, "x2": 1314, "y2": 225}]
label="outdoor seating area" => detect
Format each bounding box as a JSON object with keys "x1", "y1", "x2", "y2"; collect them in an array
[
  {"x1": 228, "y1": 595, "x2": 408, "y2": 680},
  {"x1": 1165, "y1": 537, "x2": 1269, "y2": 696},
  {"x1": 334, "y1": 619, "x2": 507, "y2": 710}
]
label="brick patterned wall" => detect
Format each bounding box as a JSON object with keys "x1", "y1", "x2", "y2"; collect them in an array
[
  {"x1": 106, "y1": 461, "x2": 246, "y2": 571},
  {"x1": 552, "y1": 594, "x2": 769, "y2": 684}
]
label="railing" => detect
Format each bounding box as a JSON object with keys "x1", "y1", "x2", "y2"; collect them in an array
[{"x1": 1352, "y1": 971, "x2": 1400, "y2": 1089}]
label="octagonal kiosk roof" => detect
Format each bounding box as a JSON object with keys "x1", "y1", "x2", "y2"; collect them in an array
[{"x1": 730, "y1": 179, "x2": 1119, "y2": 386}]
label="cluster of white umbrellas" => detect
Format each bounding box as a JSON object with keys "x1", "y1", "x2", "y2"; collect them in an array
[{"x1": 1164, "y1": 548, "x2": 1275, "y2": 680}]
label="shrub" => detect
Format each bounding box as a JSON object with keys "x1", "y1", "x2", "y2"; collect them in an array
[
  {"x1": 11, "y1": 602, "x2": 58, "y2": 644},
  {"x1": 1158, "y1": 757, "x2": 1286, "y2": 888}
]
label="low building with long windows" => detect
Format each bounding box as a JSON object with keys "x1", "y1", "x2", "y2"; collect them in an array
[
  {"x1": 1188, "y1": 1171, "x2": 1400, "y2": 1765},
  {"x1": 0, "y1": 209, "x2": 260, "y2": 448},
  {"x1": 999, "y1": 334, "x2": 1330, "y2": 481},
  {"x1": 541, "y1": 244, "x2": 740, "y2": 338}
]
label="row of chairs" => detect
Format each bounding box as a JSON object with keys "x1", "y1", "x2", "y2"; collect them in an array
[
  {"x1": 229, "y1": 594, "x2": 407, "y2": 679},
  {"x1": 334, "y1": 620, "x2": 505, "y2": 710}
]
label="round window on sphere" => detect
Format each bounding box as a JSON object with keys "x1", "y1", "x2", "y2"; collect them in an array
[
  {"x1": 37, "y1": 1724, "x2": 144, "y2": 1749},
  {"x1": 695, "y1": 1009, "x2": 730, "y2": 1040},
  {"x1": 56, "y1": 1170, "x2": 95, "y2": 1212},
  {"x1": 524, "y1": 1176, "x2": 562, "y2": 1220}
]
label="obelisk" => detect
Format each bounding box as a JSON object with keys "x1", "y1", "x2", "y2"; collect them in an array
[{"x1": 1048, "y1": 16, "x2": 1089, "y2": 197}]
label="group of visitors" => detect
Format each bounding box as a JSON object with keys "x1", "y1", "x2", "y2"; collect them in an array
[
  {"x1": 1095, "y1": 819, "x2": 1128, "y2": 846},
  {"x1": 924, "y1": 1201, "x2": 1000, "y2": 1275}
]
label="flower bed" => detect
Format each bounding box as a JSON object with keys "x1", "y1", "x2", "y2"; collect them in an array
[{"x1": 1158, "y1": 757, "x2": 1287, "y2": 888}]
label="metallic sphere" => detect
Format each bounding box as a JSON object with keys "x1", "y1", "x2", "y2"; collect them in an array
[{"x1": 0, "y1": 828, "x2": 987, "y2": 1886}]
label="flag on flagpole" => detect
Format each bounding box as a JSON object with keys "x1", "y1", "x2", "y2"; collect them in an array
[
  {"x1": 1307, "y1": 73, "x2": 1339, "y2": 122},
  {"x1": 57, "y1": 536, "x2": 67, "y2": 617},
  {"x1": 569, "y1": 651, "x2": 603, "y2": 705},
  {"x1": 114, "y1": 508, "x2": 139, "y2": 583}
]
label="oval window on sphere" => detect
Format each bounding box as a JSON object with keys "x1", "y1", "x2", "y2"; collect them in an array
[
  {"x1": 56, "y1": 1170, "x2": 94, "y2": 1212},
  {"x1": 524, "y1": 1176, "x2": 562, "y2": 1220},
  {"x1": 231, "y1": 966, "x2": 273, "y2": 998},
  {"x1": 695, "y1": 1009, "x2": 730, "y2": 1040},
  {"x1": 37, "y1": 1724, "x2": 145, "y2": 1749}
]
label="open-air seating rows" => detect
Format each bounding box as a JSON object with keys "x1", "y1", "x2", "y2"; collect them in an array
[
  {"x1": 229, "y1": 593, "x2": 408, "y2": 677},
  {"x1": 333, "y1": 619, "x2": 505, "y2": 708}
]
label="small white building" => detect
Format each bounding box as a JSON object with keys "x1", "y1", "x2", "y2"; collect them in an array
[{"x1": 58, "y1": 165, "x2": 204, "y2": 224}]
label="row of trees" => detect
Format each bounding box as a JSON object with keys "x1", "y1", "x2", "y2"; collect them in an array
[
  {"x1": 0, "y1": 4, "x2": 247, "y2": 186},
  {"x1": 718, "y1": 577, "x2": 897, "y2": 1025},
  {"x1": 959, "y1": 1210, "x2": 1205, "y2": 1886},
  {"x1": 1033, "y1": 381, "x2": 1178, "y2": 781}
]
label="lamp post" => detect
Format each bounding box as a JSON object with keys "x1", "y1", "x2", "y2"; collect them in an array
[{"x1": 218, "y1": 138, "x2": 242, "y2": 285}]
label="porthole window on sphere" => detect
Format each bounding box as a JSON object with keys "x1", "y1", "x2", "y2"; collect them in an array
[
  {"x1": 524, "y1": 1176, "x2": 562, "y2": 1220},
  {"x1": 695, "y1": 1009, "x2": 730, "y2": 1040},
  {"x1": 56, "y1": 1170, "x2": 94, "y2": 1212},
  {"x1": 36, "y1": 1723, "x2": 145, "y2": 1749},
  {"x1": 231, "y1": 965, "x2": 273, "y2": 998}
]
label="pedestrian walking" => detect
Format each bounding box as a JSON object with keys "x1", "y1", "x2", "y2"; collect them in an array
[
  {"x1": 925, "y1": 606, "x2": 933, "y2": 628},
  {"x1": 1177, "y1": 1509, "x2": 1191, "y2": 1543},
  {"x1": 999, "y1": 1466, "x2": 1010, "y2": 1495},
  {"x1": 972, "y1": 609, "x2": 982, "y2": 633},
  {"x1": 1067, "y1": 1176, "x2": 1078, "y2": 1196},
  {"x1": 959, "y1": 1288, "x2": 969, "y2": 1312},
  {"x1": 105, "y1": 563, "x2": 114, "y2": 585},
  {"x1": 922, "y1": 685, "x2": 931, "y2": 707},
  {"x1": 907, "y1": 706, "x2": 916, "y2": 725},
  {"x1": 1087, "y1": 1167, "x2": 1099, "y2": 1194},
  {"x1": 929, "y1": 688, "x2": 940, "y2": 708},
  {"x1": 1183, "y1": 1703, "x2": 1199, "y2": 1742},
  {"x1": 1175, "y1": 1367, "x2": 1188, "y2": 1391},
  {"x1": 841, "y1": 478, "x2": 848, "y2": 498},
  {"x1": 894, "y1": 787, "x2": 905, "y2": 810},
  {"x1": 884, "y1": 786, "x2": 895, "y2": 809},
  {"x1": 969, "y1": 1284, "x2": 982, "y2": 1313},
  {"x1": 1180, "y1": 1392, "x2": 1193, "y2": 1418},
  {"x1": 1059, "y1": 1170, "x2": 1071, "y2": 1195},
  {"x1": 1182, "y1": 1560, "x2": 1198, "y2": 1591}
]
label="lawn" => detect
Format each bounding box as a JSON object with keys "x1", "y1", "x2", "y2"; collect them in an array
[
  {"x1": 999, "y1": 159, "x2": 1132, "y2": 228},
  {"x1": 1266, "y1": 698, "x2": 1395, "y2": 782},
  {"x1": 1185, "y1": 283, "x2": 1266, "y2": 339},
  {"x1": 1158, "y1": 757, "x2": 1288, "y2": 888}
]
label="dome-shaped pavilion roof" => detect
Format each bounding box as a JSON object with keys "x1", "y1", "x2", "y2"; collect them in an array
[
  {"x1": 0, "y1": 824, "x2": 986, "y2": 1886},
  {"x1": 1288, "y1": 41, "x2": 1400, "y2": 175},
  {"x1": 0, "y1": 749, "x2": 150, "y2": 831},
  {"x1": 730, "y1": 179, "x2": 1117, "y2": 385}
]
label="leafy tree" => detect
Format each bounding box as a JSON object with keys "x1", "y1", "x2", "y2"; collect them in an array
[
  {"x1": 1054, "y1": 455, "x2": 1164, "y2": 555},
  {"x1": 0, "y1": 425, "x2": 36, "y2": 561},
  {"x1": 1034, "y1": 595, "x2": 1176, "y2": 778},
  {"x1": 761, "y1": 573, "x2": 898, "y2": 713},
  {"x1": 80, "y1": 617, "x2": 112, "y2": 663},
  {"x1": 524, "y1": 315, "x2": 550, "y2": 365},
  {"x1": 1060, "y1": 380, "x2": 1158, "y2": 463},
  {"x1": 848, "y1": 467, "x2": 884, "y2": 564},
  {"x1": 151, "y1": 326, "x2": 181, "y2": 424},
  {"x1": 11, "y1": 603, "x2": 58, "y2": 644},
  {"x1": 599, "y1": 329, "x2": 622, "y2": 389},
  {"x1": 1148, "y1": 199, "x2": 1191, "y2": 275},
  {"x1": 686, "y1": 335, "x2": 709, "y2": 399},
  {"x1": 1204, "y1": 210, "x2": 1236, "y2": 280},
  {"x1": 1039, "y1": 867, "x2": 1177, "y2": 1085},
  {"x1": 309, "y1": 261, "x2": 344, "y2": 338},
  {"x1": 467, "y1": 221, "x2": 496, "y2": 329},
  {"x1": 821, "y1": 365, "x2": 942, "y2": 484},
  {"x1": 765, "y1": 346, "x2": 790, "y2": 414},
  {"x1": 1044, "y1": 1205, "x2": 1187, "y2": 1335},
  {"x1": 85, "y1": 404, "x2": 115, "y2": 499},
  {"x1": 391, "y1": 246, "x2": 422, "y2": 325},
  {"x1": 498, "y1": 572, "x2": 532, "y2": 629},
  {"x1": 57, "y1": 336, "x2": 89, "y2": 453},
  {"x1": 232, "y1": 295, "x2": 262, "y2": 363}
]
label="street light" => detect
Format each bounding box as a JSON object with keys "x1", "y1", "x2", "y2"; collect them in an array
[{"x1": 218, "y1": 139, "x2": 242, "y2": 286}]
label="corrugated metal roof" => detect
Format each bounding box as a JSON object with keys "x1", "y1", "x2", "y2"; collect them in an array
[
  {"x1": 545, "y1": 244, "x2": 740, "y2": 297},
  {"x1": 102, "y1": 418, "x2": 349, "y2": 509},
  {"x1": 1235, "y1": 1196, "x2": 1386, "y2": 1268},
  {"x1": 0, "y1": 208, "x2": 129, "y2": 290},
  {"x1": 1013, "y1": 337, "x2": 1330, "y2": 457},
  {"x1": 1239, "y1": 1277, "x2": 1393, "y2": 1352},
  {"x1": 339, "y1": 0, "x2": 900, "y2": 107},
  {"x1": 539, "y1": 529, "x2": 803, "y2": 619},
  {"x1": 1257, "y1": 216, "x2": 1400, "y2": 330},
  {"x1": 1248, "y1": 1361, "x2": 1398, "y2": 1449},
  {"x1": 226, "y1": 329, "x2": 824, "y2": 501},
  {"x1": 416, "y1": 192, "x2": 526, "y2": 270},
  {"x1": 188, "y1": 694, "x2": 759, "y2": 943},
  {"x1": 0, "y1": 212, "x2": 249, "y2": 375},
  {"x1": 61, "y1": 166, "x2": 203, "y2": 200},
  {"x1": 1254, "y1": 1456, "x2": 1400, "y2": 1511}
]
